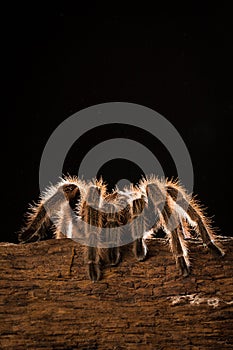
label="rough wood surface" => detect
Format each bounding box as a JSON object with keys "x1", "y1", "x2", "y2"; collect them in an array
[{"x1": 0, "y1": 237, "x2": 232, "y2": 350}]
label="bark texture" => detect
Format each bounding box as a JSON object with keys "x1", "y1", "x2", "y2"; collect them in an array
[{"x1": 0, "y1": 237, "x2": 232, "y2": 350}]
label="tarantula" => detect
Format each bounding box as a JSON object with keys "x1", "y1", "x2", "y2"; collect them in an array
[{"x1": 19, "y1": 175, "x2": 224, "y2": 281}]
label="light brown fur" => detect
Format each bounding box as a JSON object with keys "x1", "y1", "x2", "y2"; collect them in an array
[{"x1": 19, "y1": 175, "x2": 224, "y2": 281}]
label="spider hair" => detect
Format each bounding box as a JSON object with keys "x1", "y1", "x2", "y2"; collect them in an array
[{"x1": 19, "y1": 175, "x2": 224, "y2": 281}]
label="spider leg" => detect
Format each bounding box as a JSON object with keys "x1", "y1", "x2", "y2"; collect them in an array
[
  {"x1": 144, "y1": 181, "x2": 167, "y2": 230},
  {"x1": 55, "y1": 202, "x2": 78, "y2": 239},
  {"x1": 162, "y1": 204, "x2": 190, "y2": 277},
  {"x1": 68, "y1": 247, "x2": 76, "y2": 275},
  {"x1": 87, "y1": 243, "x2": 101, "y2": 282},
  {"x1": 19, "y1": 182, "x2": 80, "y2": 243},
  {"x1": 19, "y1": 205, "x2": 54, "y2": 243},
  {"x1": 145, "y1": 180, "x2": 190, "y2": 276},
  {"x1": 81, "y1": 185, "x2": 103, "y2": 282},
  {"x1": 108, "y1": 246, "x2": 121, "y2": 266},
  {"x1": 102, "y1": 202, "x2": 121, "y2": 266},
  {"x1": 166, "y1": 181, "x2": 224, "y2": 256},
  {"x1": 167, "y1": 224, "x2": 190, "y2": 277},
  {"x1": 131, "y1": 196, "x2": 148, "y2": 261}
]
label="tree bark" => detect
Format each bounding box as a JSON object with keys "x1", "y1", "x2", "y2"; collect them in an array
[{"x1": 0, "y1": 237, "x2": 232, "y2": 350}]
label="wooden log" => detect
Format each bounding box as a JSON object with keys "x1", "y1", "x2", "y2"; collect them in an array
[{"x1": 0, "y1": 237, "x2": 232, "y2": 350}]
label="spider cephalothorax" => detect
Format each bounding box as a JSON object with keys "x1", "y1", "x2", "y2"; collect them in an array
[{"x1": 19, "y1": 175, "x2": 224, "y2": 281}]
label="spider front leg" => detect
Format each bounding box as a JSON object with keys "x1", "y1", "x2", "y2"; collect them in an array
[
  {"x1": 81, "y1": 185, "x2": 104, "y2": 282},
  {"x1": 19, "y1": 181, "x2": 80, "y2": 243},
  {"x1": 102, "y1": 202, "x2": 121, "y2": 266},
  {"x1": 55, "y1": 201, "x2": 78, "y2": 239}
]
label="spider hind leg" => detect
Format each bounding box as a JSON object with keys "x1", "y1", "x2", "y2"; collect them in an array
[
  {"x1": 189, "y1": 205, "x2": 224, "y2": 257},
  {"x1": 145, "y1": 180, "x2": 191, "y2": 276},
  {"x1": 166, "y1": 182, "x2": 224, "y2": 257}
]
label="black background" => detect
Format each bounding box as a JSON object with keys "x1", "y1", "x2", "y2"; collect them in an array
[{"x1": 3, "y1": 5, "x2": 233, "y2": 242}]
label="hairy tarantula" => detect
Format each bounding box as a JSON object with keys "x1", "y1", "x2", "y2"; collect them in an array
[{"x1": 19, "y1": 176, "x2": 224, "y2": 282}]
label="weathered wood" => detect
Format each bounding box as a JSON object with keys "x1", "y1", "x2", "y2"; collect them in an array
[{"x1": 0, "y1": 237, "x2": 232, "y2": 350}]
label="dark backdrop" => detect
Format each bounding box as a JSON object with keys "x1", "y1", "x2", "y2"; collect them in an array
[{"x1": 3, "y1": 6, "x2": 233, "y2": 242}]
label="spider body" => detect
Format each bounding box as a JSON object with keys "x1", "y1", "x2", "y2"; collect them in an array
[{"x1": 19, "y1": 176, "x2": 224, "y2": 281}]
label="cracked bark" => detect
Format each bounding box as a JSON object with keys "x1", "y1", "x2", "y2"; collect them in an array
[{"x1": 0, "y1": 237, "x2": 232, "y2": 350}]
